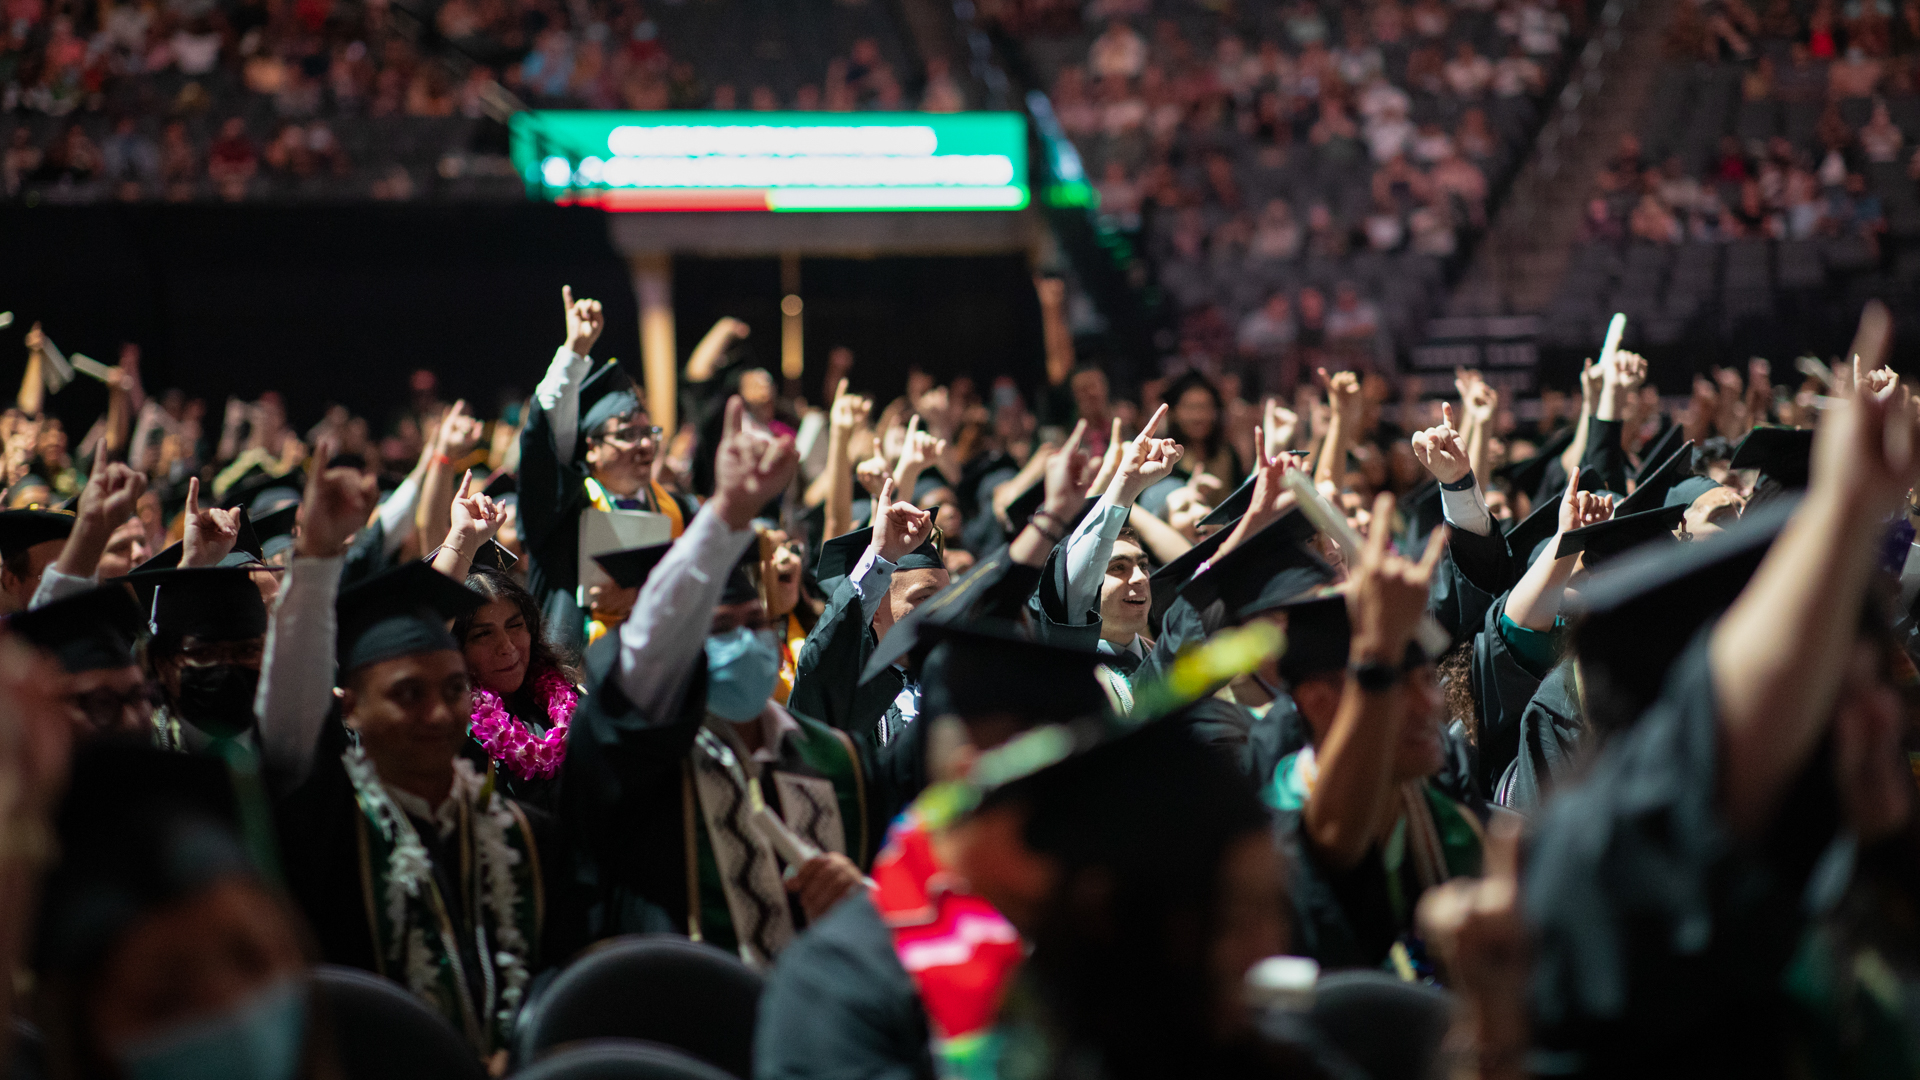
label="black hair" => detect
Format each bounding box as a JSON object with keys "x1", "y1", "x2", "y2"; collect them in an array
[
  {"x1": 453, "y1": 568, "x2": 582, "y2": 714},
  {"x1": 1163, "y1": 371, "x2": 1227, "y2": 465}
]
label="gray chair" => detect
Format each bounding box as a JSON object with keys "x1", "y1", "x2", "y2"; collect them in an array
[
  {"x1": 513, "y1": 1040, "x2": 740, "y2": 1080},
  {"x1": 1308, "y1": 970, "x2": 1454, "y2": 1080},
  {"x1": 516, "y1": 935, "x2": 762, "y2": 1079},
  {"x1": 310, "y1": 964, "x2": 486, "y2": 1080}
]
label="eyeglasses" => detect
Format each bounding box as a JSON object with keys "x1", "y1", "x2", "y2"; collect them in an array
[{"x1": 598, "y1": 424, "x2": 663, "y2": 447}]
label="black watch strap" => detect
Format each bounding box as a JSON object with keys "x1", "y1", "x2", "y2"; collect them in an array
[{"x1": 1349, "y1": 659, "x2": 1400, "y2": 692}]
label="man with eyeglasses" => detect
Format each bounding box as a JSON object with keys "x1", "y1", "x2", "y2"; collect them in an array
[
  {"x1": 520, "y1": 287, "x2": 701, "y2": 650},
  {"x1": 9, "y1": 583, "x2": 158, "y2": 740}
]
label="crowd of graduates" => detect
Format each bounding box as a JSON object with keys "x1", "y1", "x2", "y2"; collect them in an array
[{"x1": 0, "y1": 280, "x2": 1915, "y2": 1080}]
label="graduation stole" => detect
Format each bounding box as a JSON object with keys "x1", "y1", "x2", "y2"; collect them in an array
[
  {"x1": 343, "y1": 747, "x2": 543, "y2": 1059},
  {"x1": 871, "y1": 808, "x2": 1024, "y2": 1080}
]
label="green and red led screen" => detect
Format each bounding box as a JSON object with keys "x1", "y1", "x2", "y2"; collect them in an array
[{"x1": 509, "y1": 111, "x2": 1030, "y2": 212}]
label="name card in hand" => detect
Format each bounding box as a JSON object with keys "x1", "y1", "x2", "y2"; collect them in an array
[{"x1": 576, "y1": 505, "x2": 673, "y2": 603}]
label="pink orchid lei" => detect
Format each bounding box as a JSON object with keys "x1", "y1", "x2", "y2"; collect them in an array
[{"x1": 469, "y1": 668, "x2": 579, "y2": 781}]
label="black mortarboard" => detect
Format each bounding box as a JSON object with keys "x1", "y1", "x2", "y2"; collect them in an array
[
  {"x1": 470, "y1": 538, "x2": 519, "y2": 574},
  {"x1": 1554, "y1": 503, "x2": 1687, "y2": 564},
  {"x1": 1614, "y1": 440, "x2": 1696, "y2": 518},
  {"x1": 0, "y1": 508, "x2": 74, "y2": 560},
  {"x1": 8, "y1": 583, "x2": 144, "y2": 672},
  {"x1": 133, "y1": 566, "x2": 269, "y2": 640},
  {"x1": 245, "y1": 485, "x2": 303, "y2": 518},
  {"x1": 916, "y1": 621, "x2": 1110, "y2": 723},
  {"x1": 1666, "y1": 475, "x2": 1721, "y2": 507},
  {"x1": 815, "y1": 527, "x2": 942, "y2": 586},
  {"x1": 335, "y1": 561, "x2": 484, "y2": 673},
  {"x1": 36, "y1": 744, "x2": 250, "y2": 977},
  {"x1": 1178, "y1": 517, "x2": 1335, "y2": 625},
  {"x1": 217, "y1": 466, "x2": 305, "y2": 512},
  {"x1": 1729, "y1": 425, "x2": 1814, "y2": 490},
  {"x1": 1496, "y1": 424, "x2": 1576, "y2": 500},
  {"x1": 859, "y1": 552, "x2": 1010, "y2": 683},
  {"x1": 591, "y1": 542, "x2": 670, "y2": 590},
  {"x1": 1148, "y1": 508, "x2": 1315, "y2": 635},
  {"x1": 578, "y1": 359, "x2": 644, "y2": 441},
  {"x1": 131, "y1": 507, "x2": 267, "y2": 574},
  {"x1": 1633, "y1": 422, "x2": 1685, "y2": 486},
  {"x1": 252, "y1": 503, "x2": 299, "y2": 561},
  {"x1": 1504, "y1": 468, "x2": 1609, "y2": 567},
  {"x1": 1569, "y1": 496, "x2": 1794, "y2": 736},
  {"x1": 721, "y1": 543, "x2": 761, "y2": 606},
  {"x1": 1271, "y1": 591, "x2": 1353, "y2": 684},
  {"x1": 1199, "y1": 472, "x2": 1257, "y2": 528}
]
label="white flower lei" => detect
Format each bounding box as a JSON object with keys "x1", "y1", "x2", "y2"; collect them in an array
[{"x1": 342, "y1": 746, "x2": 533, "y2": 1037}]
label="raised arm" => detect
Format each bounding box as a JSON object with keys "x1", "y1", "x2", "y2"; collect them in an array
[
  {"x1": 179, "y1": 476, "x2": 243, "y2": 569},
  {"x1": 1502, "y1": 469, "x2": 1610, "y2": 630},
  {"x1": 1037, "y1": 277, "x2": 1074, "y2": 389},
  {"x1": 32, "y1": 455, "x2": 146, "y2": 608},
  {"x1": 1314, "y1": 369, "x2": 1361, "y2": 487},
  {"x1": 1711, "y1": 334, "x2": 1920, "y2": 835},
  {"x1": 1558, "y1": 359, "x2": 1602, "y2": 480},
  {"x1": 1303, "y1": 496, "x2": 1447, "y2": 871},
  {"x1": 684, "y1": 316, "x2": 750, "y2": 384},
  {"x1": 430, "y1": 471, "x2": 507, "y2": 581},
  {"x1": 532, "y1": 286, "x2": 607, "y2": 463},
  {"x1": 256, "y1": 437, "x2": 376, "y2": 790},
  {"x1": 813, "y1": 380, "x2": 869, "y2": 540},
  {"x1": 615, "y1": 397, "x2": 798, "y2": 720},
  {"x1": 414, "y1": 400, "x2": 484, "y2": 556},
  {"x1": 890, "y1": 414, "x2": 947, "y2": 496},
  {"x1": 1062, "y1": 405, "x2": 1182, "y2": 617},
  {"x1": 1412, "y1": 403, "x2": 1491, "y2": 537}
]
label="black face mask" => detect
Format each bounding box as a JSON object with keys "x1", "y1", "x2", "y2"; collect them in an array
[{"x1": 173, "y1": 664, "x2": 260, "y2": 739}]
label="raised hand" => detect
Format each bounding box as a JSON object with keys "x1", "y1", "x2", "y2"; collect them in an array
[
  {"x1": 1264, "y1": 397, "x2": 1298, "y2": 452},
  {"x1": 435, "y1": 399, "x2": 485, "y2": 459},
  {"x1": 562, "y1": 285, "x2": 606, "y2": 357},
  {"x1": 1085, "y1": 416, "x2": 1126, "y2": 497},
  {"x1": 1579, "y1": 358, "x2": 1603, "y2": 413},
  {"x1": 828, "y1": 379, "x2": 871, "y2": 438},
  {"x1": 1111, "y1": 404, "x2": 1185, "y2": 505},
  {"x1": 446, "y1": 471, "x2": 506, "y2": 552},
  {"x1": 855, "y1": 454, "x2": 890, "y2": 501},
  {"x1": 76, "y1": 453, "x2": 146, "y2": 533},
  {"x1": 712, "y1": 396, "x2": 800, "y2": 530},
  {"x1": 869, "y1": 477, "x2": 934, "y2": 562},
  {"x1": 1554, "y1": 468, "x2": 1612, "y2": 535},
  {"x1": 1610, "y1": 349, "x2": 1649, "y2": 392},
  {"x1": 1857, "y1": 356, "x2": 1900, "y2": 400},
  {"x1": 1411, "y1": 402, "x2": 1471, "y2": 485},
  {"x1": 1349, "y1": 492, "x2": 1448, "y2": 660},
  {"x1": 1220, "y1": 426, "x2": 1306, "y2": 557},
  {"x1": 1319, "y1": 367, "x2": 1363, "y2": 427},
  {"x1": 1467, "y1": 380, "x2": 1499, "y2": 428},
  {"x1": 180, "y1": 476, "x2": 245, "y2": 568},
  {"x1": 1042, "y1": 418, "x2": 1100, "y2": 518},
  {"x1": 1813, "y1": 367, "x2": 1920, "y2": 519},
  {"x1": 893, "y1": 415, "x2": 947, "y2": 486},
  {"x1": 296, "y1": 436, "x2": 379, "y2": 559}
]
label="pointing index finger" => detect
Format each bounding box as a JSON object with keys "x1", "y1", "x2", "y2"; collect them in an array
[{"x1": 1138, "y1": 403, "x2": 1169, "y2": 444}]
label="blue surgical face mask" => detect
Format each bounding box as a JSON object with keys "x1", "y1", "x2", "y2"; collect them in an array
[
  {"x1": 705, "y1": 627, "x2": 781, "y2": 722},
  {"x1": 120, "y1": 977, "x2": 306, "y2": 1080}
]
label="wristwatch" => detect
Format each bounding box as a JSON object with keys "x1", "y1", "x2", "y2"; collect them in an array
[{"x1": 1349, "y1": 659, "x2": 1400, "y2": 693}]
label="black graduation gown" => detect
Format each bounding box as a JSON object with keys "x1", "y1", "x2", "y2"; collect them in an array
[
  {"x1": 754, "y1": 893, "x2": 936, "y2": 1080},
  {"x1": 789, "y1": 574, "x2": 911, "y2": 753},
  {"x1": 518, "y1": 396, "x2": 698, "y2": 652},
  {"x1": 1525, "y1": 632, "x2": 1844, "y2": 1078},
  {"x1": 275, "y1": 711, "x2": 588, "y2": 986},
  {"x1": 1466, "y1": 592, "x2": 1556, "y2": 799},
  {"x1": 1581, "y1": 417, "x2": 1630, "y2": 496},
  {"x1": 1496, "y1": 660, "x2": 1582, "y2": 813}
]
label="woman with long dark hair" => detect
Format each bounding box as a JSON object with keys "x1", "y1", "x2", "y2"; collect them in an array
[
  {"x1": 430, "y1": 480, "x2": 582, "y2": 810},
  {"x1": 451, "y1": 567, "x2": 583, "y2": 810},
  {"x1": 1163, "y1": 371, "x2": 1246, "y2": 487}
]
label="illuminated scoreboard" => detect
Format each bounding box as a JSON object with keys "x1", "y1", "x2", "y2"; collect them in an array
[{"x1": 509, "y1": 111, "x2": 1030, "y2": 213}]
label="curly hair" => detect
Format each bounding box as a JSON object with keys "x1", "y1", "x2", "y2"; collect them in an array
[{"x1": 453, "y1": 568, "x2": 582, "y2": 713}]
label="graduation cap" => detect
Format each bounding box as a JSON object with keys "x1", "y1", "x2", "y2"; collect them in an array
[
  {"x1": 858, "y1": 552, "x2": 1012, "y2": 683},
  {"x1": 1199, "y1": 472, "x2": 1257, "y2": 528},
  {"x1": 8, "y1": 583, "x2": 144, "y2": 672},
  {"x1": 1503, "y1": 468, "x2": 1613, "y2": 567},
  {"x1": 1148, "y1": 509, "x2": 1315, "y2": 635},
  {"x1": 1177, "y1": 516, "x2": 1335, "y2": 626},
  {"x1": 336, "y1": 561, "x2": 485, "y2": 674},
  {"x1": 1554, "y1": 503, "x2": 1687, "y2": 564},
  {"x1": 591, "y1": 542, "x2": 670, "y2": 590},
  {"x1": 1666, "y1": 475, "x2": 1721, "y2": 507},
  {"x1": 1729, "y1": 425, "x2": 1814, "y2": 490},
  {"x1": 1495, "y1": 424, "x2": 1576, "y2": 501},
  {"x1": 578, "y1": 359, "x2": 645, "y2": 440},
  {"x1": 721, "y1": 541, "x2": 761, "y2": 605},
  {"x1": 0, "y1": 508, "x2": 74, "y2": 560},
  {"x1": 36, "y1": 744, "x2": 250, "y2": 978},
  {"x1": 471, "y1": 538, "x2": 520, "y2": 574},
  {"x1": 1270, "y1": 591, "x2": 1354, "y2": 684},
  {"x1": 1569, "y1": 496, "x2": 1795, "y2": 737},
  {"x1": 131, "y1": 565, "x2": 269, "y2": 641},
  {"x1": 216, "y1": 465, "x2": 304, "y2": 512},
  {"x1": 244, "y1": 485, "x2": 302, "y2": 518},
  {"x1": 814, "y1": 527, "x2": 942, "y2": 587},
  {"x1": 1613, "y1": 440, "x2": 1696, "y2": 518},
  {"x1": 131, "y1": 507, "x2": 267, "y2": 574},
  {"x1": 252, "y1": 503, "x2": 299, "y2": 561},
  {"x1": 916, "y1": 621, "x2": 1110, "y2": 724},
  {"x1": 1633, "y1": 422, "x2": 1685, "y2": 486}
]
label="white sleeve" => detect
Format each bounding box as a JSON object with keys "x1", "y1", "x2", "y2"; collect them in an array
[
  {"x1": 1062, "y1": 495, "x2": 1130, "y2": 623},
  {"x1": 255, "y1": 554, "x2": 342, "y2": 789},
  {"x1": 616, "y1": 504, "x2": 758, "y2": 720},
  {"x1": 1439, "y1": 481, "x2": 1495, "y2": 537},
  {"x1": 29, "y1": 566, "x2": 97, "y2": 610},
  {"x1": 1900, "y1": 542, "x2": 1920, "y2": 611},
  {"x1": 376, "y1": 473, "x2": 421, "y2": 556},
  {"x1": 795, "y1": 409, "x2": 831, "y2": 481},
  {"x1": 848, "y1": 546, "x2": 897, "y2": 626},
  {"x1": 533, "y1": 346, "x2": 593, "y2": 462}
]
